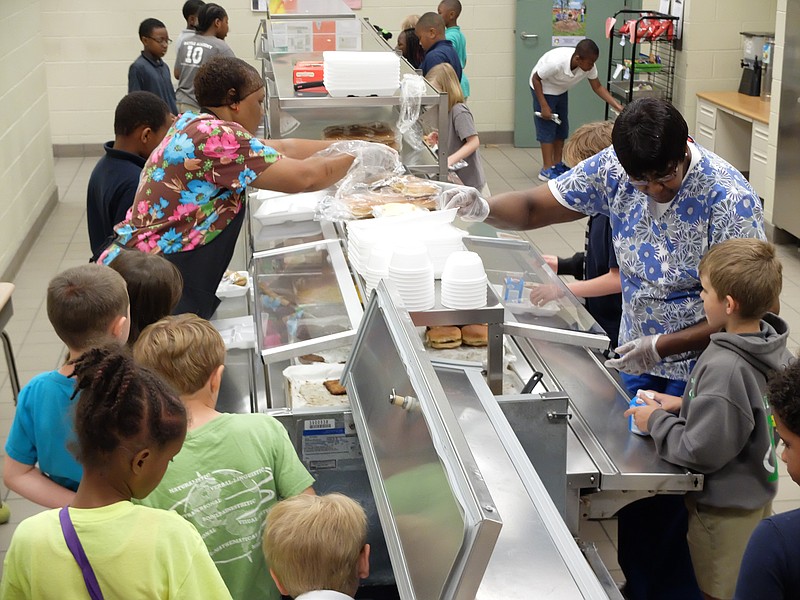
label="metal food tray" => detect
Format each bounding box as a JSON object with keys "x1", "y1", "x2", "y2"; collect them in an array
[{"x1": 283, "y1": 363, "x2": 350, "y2": 409}]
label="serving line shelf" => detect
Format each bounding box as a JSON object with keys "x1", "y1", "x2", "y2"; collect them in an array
[{"x1": 258, "y1": 16, "x2": 449, "y2": 180}]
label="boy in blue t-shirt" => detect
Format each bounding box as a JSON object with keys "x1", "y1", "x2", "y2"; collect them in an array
[
  {"x1": 3, "y1": 264, "x2": 130, "y2": 507},
  {"x1": 437, "y1": 0, "x2": 470, "y2": 99}
]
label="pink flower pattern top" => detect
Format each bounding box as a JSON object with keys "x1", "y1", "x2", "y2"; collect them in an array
[{"x1": 100, "y1": 111, "x2": 282, "y2": 263}]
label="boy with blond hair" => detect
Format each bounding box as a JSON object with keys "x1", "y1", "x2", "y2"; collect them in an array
[
  {"x1": 263, "y1": 493, "x2": 370, "y2": 599},
  {"x1": 133, "y1": 314, "x2": 314, "y2": 600},
  {"x1": 627, "y1": 238, "x2": 792, "y2": 600},
  {"x1": 3, "y1": 264, "x2": 130, "y2": 507},
  {"x1": 530, "y1": 120, "x2": 622, "y2": 349}
]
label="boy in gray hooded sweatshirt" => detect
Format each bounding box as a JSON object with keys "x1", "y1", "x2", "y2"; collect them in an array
[{"x1": 626, "y1": 238, "x2": 792, "y2": 600}]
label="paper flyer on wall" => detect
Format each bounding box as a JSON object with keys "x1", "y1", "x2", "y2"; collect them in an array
[{"x1": 551, "y1": 0, "x2": 587, "y2": 47}]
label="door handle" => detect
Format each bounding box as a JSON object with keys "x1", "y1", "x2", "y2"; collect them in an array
[{"x1": 520, "y1": 32, "x2": 539, "y2": 40}]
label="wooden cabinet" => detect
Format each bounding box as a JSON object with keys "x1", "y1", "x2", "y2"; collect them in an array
[{"x1": 695, "y1": 92, "x2": 771, "y2": 205}]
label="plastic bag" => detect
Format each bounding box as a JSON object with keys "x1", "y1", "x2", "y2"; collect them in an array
[
  {"x1": 313, "y1": 140, "x2": 406, "y2": 221},
  {"x1": 316, "y1": 173, "x2": 442, "y2": 222},
  {"x1": 398, "y1": 73, "x2": 428, "y2": 151}
]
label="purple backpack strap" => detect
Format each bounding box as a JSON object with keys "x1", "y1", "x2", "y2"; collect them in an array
[{"x1": 59, "y1": 506, "x2": 105, "y2": 600}]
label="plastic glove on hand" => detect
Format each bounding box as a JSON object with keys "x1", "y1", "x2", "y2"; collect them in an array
[
  {"x1": 324, "y1": 140, "x2": 402, "y2": 174},
  {"x1": 604, "y1": 334, "x2": 662, "y2": 375},
  {"x1": 438, "y1": 186, "x2": 490, "y2": 222}
]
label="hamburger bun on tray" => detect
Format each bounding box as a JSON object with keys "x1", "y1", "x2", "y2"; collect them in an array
[
  {"x1": 425, "y1": 325, "x2": 462, "y2": 349},
  {"x1": 460, "y1": 324, "x2": 488, "y2": 347}
]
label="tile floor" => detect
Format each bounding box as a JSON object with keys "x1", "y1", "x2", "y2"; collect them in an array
[{"x1": 1, "y1": 149, "x2": 800, "y2": 586}]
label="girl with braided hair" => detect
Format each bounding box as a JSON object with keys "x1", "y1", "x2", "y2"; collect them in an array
[{"x1": 0, "y1": 346, "x2": 233, "y2": 599}]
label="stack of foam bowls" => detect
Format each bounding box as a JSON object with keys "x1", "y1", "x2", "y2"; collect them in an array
[
  {"x1": 323, "y1": 51, "x2": 401, "y2": 97},
  {"x1": 441, "y1": 251, "x2": 488, "y2": 309},
  {"x1": 363, "y1": 244, "x2": 394, "y2": 297},
  {"x1": 418, "y1": 224, "x2": 466, "y2": 277},
  {"x1": 388, "y1": 242, "x2": 435, "y2": 310}
]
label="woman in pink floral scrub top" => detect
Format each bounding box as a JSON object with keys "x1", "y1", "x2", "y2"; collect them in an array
[{"x1": 100, "y1": 56, "x2": 358, "y2": 318}]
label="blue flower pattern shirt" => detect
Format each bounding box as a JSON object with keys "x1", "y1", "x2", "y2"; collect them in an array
[
  {"x1": 100, "y1": 111, "x2": 282, "y2": 263},
  {"x1": 548, "y1": 141, "x2": 765, "y2": 381}
]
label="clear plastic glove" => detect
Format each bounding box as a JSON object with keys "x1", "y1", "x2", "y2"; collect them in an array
[
  {"x1": 438, "y1": 186, "x2": 490, "y2": 222},
  {"x1": 529, "y1": 283, "x2": 562, "y2": 305},
  {"x1": 604, "y1": 333, "x2": 662, "y2": 375},
  {"x1": 324, "y1": 140, "x2": 402, "y2": 174}
]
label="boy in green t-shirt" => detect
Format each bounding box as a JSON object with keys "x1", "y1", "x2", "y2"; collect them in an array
[
  {"x1": 438, "y1": 0, "x2": 470, "y2": 98},
  {"x1": 134, "y1": 314, "x2": 315, "y2": 600}
]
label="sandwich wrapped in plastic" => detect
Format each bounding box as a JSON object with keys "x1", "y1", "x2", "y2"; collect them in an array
[{"x1": 317, "y1": 172, "x2": 442, "y2": 221}]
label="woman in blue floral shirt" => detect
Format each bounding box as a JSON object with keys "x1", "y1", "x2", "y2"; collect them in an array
[
  {"x1": 439, "y1": 98, "x2": 765, "y2": 600},
  {"x1": 100, "y1": 56, "x2": 393, "y2": 318}
]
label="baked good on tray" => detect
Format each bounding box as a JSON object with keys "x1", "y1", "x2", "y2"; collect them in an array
[
  {"x1": 322, "y1": 122, "x2": 399, "y2": 150},
  {"x1": 341, "y1": 175, "x2": 441, "y2": 219},
  {"x1": 425, "y1": 325, "x2": 462, "y2": 349},
  {"x1": 461, "y1": 324, "x2": 488, "y2": 347}
]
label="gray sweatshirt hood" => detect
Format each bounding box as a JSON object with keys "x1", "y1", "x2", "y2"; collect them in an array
[{"x1": 709, "y1": 313, "x2": 790, "y2": 379}]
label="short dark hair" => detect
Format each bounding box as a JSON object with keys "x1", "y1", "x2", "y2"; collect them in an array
[
  {"x1": 138, "y1": 18, "x2": 166, "y2": 39},
  {"x1": 109, "y1": 251, "x2": 184, "y2": 345},
  {"x1": 114, "y1": 91, "x2": 171, "y2": 137},
  {"x1": 416, "y1": 12, "x2": 445, "y2": 34},
  {"x1": 183, "y1": 0, "x2": 206, "y2": 20},
  {"x1": 47, "y1": 264, "x2": 129, "y2": 351},
  {"x1": 769, "y1": 361, "x2": 800, "y2": 437},
  {"x1": 438, "y1": 0, "x2": 462, "y2": 17},
  {"x1": 197, "y1": 3, "x2": 228, "y2": 33},
  {"x1": 195, "y1": 56, "x2": 263, "y2": 107},
  {"x1": 612, "y1": 98, "x2": 688, "y2": 179},
  {"x1": 71, "y1": 345, "x2": 187, "y2": 469},
  {"x1": 575, "y1": 38, "x2": 599, "y2": 58}
]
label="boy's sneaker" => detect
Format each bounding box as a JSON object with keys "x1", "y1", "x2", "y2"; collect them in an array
[
  {"x1": 538, "y1": 166, "x2": 558, "y2": 181},
  {"x1": 554, "y1": 162, "x2": 570, "y2": 174}
]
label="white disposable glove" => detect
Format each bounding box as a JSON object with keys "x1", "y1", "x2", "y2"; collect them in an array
[
  {"x1": 604, "y1": 334, "x2": 662, "y2": 375},
  {"x1": 323, "y1": 140, "x2": 403, "y2": 175},
  {"x1": 438, "y1": 186, "x2": 490, "y2": 222}
]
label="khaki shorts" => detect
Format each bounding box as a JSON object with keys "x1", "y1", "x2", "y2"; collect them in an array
[{"x1": 685, "y1": 497, "x2": 772, "y2": 599}]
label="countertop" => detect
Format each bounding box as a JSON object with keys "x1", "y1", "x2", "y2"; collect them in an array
[{"x1": 696, "y1": 91, "x2": 770, "y2": 124}]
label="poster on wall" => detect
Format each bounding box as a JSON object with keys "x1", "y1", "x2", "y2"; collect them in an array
[
  {"x1": 252, "y1": 0, "x2": 361, "y2": 11},
  {"x1": 551, "y1": 0, "x2": 587, "y2": 47}
]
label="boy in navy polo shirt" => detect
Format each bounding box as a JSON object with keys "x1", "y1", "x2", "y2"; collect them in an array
[
  {"x1": 86, "y1": 92, "x2": 172, "y2": 257},
  {"x1": 129, "y1": 18, "x2": 178, "y2": 115},
  {"x1": 415, "y1": 12, "x2": 461, "y2": 79}
]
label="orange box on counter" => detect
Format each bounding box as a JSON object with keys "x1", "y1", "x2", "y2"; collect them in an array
[{"x1": 292, "y1": 61, "x2": 327, "y2": 96}]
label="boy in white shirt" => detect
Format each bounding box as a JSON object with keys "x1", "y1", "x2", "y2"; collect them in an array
[{"x1": 530, "y1": 39, "x2": 622, "y2": 180}]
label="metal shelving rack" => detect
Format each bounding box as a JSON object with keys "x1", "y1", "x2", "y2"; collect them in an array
[
  {"x1": 605, "y1": 10, "x2": 678, "y2": 119},
  {"x1": 256, "y1": 15, "x2": 448, "y2": 180}
]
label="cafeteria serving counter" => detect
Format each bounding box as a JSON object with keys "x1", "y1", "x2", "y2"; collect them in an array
[{"x1": 208, "y1": 187, "x2": 702, "y2": 598}]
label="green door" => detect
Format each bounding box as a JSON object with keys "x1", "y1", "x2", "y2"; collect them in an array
[{"x1": 513, "y1": 0, "x2": 641, "y2": 147}]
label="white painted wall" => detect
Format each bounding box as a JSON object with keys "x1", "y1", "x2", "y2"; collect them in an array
[
  {"x1": 40, "y1": 0, "x2": 517, "y2": 144},
  {"x1": 672, "y1": 0, "x2": 777, "y2": 129},
  {"x1": 37, "y1": 1, "x2": 783, "y2": 168},
  {"x1": 0, "y1": 1, "x2": 57, "y2": 276}
]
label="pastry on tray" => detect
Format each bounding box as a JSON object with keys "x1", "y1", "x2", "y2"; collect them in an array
[
  {"x1": 323, "y1": 379, "x2": 347, "y2": 395},
  {"x1": 322, "y1": 122, "x2": 399, "y2": 150}
]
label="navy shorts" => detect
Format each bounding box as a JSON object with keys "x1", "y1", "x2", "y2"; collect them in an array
[{"x1": 532, "y1": 90, "x2": 569, "y2": 143}]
